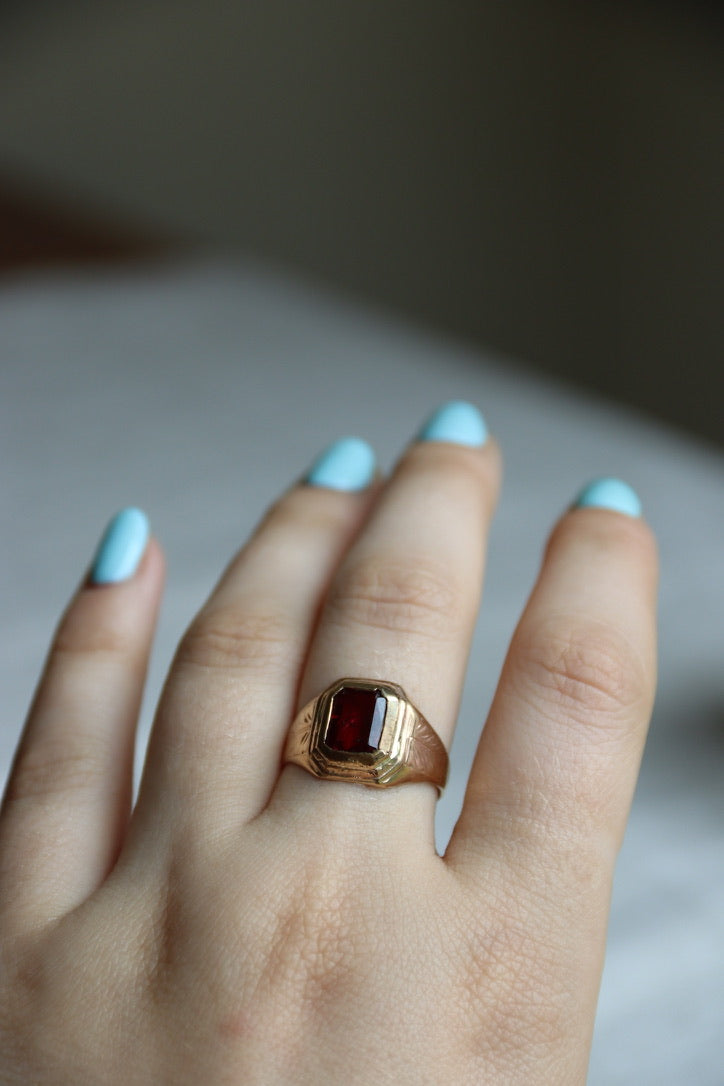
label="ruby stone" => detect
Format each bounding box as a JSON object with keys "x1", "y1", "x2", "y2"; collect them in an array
[{"x1": 325, "y1": 687, "x2": 387, "y2": 754}]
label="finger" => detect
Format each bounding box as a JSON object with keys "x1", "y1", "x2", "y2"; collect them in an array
[
  {"x1": 271, "y1": 401, "x2": 502, "y2": 849},
  {"x1": 127, "y1": 438, "x2": 382, "y2": 857},
  {"x1": 446, "y1": 481, "x2": 658, "y2": 1021},
  {"x1": 0, "y1": 508, "x2": 162, "y2": 935}
]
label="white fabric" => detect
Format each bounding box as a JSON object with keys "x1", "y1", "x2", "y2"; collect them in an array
[{"x1": 1, "y1": 255, "x2": 722, "y2": 1083}]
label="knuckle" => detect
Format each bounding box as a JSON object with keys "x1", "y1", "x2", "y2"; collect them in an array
[
  {"x1": 256, "y1": 889, "x2": 351, "y2": 1013},
  {"x1": 455, "y1": 909, "x2": 574, "y2": 1066},
  {"x1": 402, "y1": 435, "x2": 496, "y2": 490},
  {"x1": 4, "y1": 732, "x2": 109, "y2": 805},
  {"x1": 176, "y1": 607, "x2": 293, "y2": 673},
  {"x1": 326, "y1": 555, "x2": 460, "y2": 639},
  {"x1": 263, "y1": 485, "x2": 354, "y2": 536},
  {"x1": 191, "y1": 857, "x2": 362, "y2": 1051},
  {"x1": 515, "y1": 615, "x2": 650, "y2": 726},
  {"x1": 53, "y1": 610, "x2": 131, "y2": 661},
  {"x1": 550, "y1": 506, "x2": 658, "y2": 568}
]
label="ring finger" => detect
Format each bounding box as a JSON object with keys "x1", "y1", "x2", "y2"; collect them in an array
[{"x1": 270, "y1": 401, "x2": 501, "y2": 848}]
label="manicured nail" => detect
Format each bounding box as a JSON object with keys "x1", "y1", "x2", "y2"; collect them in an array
[
  {"x1": 417, "y1": 400, "x2": 488, "y2": 446},
  {"x1": 90, "y1": 507, "x2": 150, "y2": 584},
  {"x1": 304, "y1": 437, "x2": 377, "y2": 491},
  {"x1": 573, "y1": 478, "x2": 642, "y2": 518}
]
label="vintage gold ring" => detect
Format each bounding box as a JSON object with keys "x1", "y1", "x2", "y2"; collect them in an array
[{"x1": 283, "y1": 678, "x2": 449, "y2": 795}]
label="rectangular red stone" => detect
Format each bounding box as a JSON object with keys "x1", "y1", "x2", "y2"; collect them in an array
[{"x1": 325, "y1": 687, "x2": 387, "y2": 753}]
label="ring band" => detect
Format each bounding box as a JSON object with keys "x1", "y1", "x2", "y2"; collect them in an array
[{"x1": 283, "y1": 678, "x2": 449, "y2": 795}]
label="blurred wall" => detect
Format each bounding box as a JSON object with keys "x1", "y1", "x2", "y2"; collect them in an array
[{"x1": 0, "y1": 0, "x2": 722, "y2": 446}]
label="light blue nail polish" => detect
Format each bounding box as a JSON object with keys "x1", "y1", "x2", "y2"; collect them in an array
[
  {"x1": 90, "y1": 507, "x2": 150, "y2": 584},
  {"x1": 417, "y1": 400, "x2": 488, "y2": 447},
  {"x1": 305, "y1": 437, "x2": 376, "y2": 491},
  {"x1": 573, "y1": 478, "x2": 642, "y2": 518}
]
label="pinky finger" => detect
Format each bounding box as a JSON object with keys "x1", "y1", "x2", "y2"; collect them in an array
[{"x1": 0, "y1": 508, "x2": 163, "y2": 936}]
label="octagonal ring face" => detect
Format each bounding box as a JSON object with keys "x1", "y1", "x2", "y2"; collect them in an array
[{"x1": 308, "y1": 678, "x2": 412, "y2": 787}]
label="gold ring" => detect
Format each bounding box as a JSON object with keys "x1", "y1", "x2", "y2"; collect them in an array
[{"x1": 283, "y1": 678, "x2": 448, "y2": 795}]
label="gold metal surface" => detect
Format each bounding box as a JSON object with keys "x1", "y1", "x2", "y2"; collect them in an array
[{"x1": 283, "y1": 678, "x2": 448, "y2": 795}]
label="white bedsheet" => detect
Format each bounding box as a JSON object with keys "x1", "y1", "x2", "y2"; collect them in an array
[{"x1": 2, "y1": 256, "x2": 722, "y2": 1083}]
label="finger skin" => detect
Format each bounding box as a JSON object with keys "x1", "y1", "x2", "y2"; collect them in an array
[
  {"x1": 127, "y1": 476, "x2": 383, "y2": 860},
  {"x1": 0, "y1": 538, "x2": 164, "y2": 935},
  {"x1": 451, "y1": 506, "x2": 658, "y2": 861},
  {"x1": 446, "y1": 505, "x2": 658, "y2": 1072},
  {"x1": 270, "y1": 435, "x2": 502, "y2": 835}
]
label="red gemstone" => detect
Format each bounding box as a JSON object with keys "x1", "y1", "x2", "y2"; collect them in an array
[{"x1": 325, "y1": 687, "x2": 387, "y2": 753}]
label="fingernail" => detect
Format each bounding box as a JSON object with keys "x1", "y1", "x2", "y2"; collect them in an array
[
  {"x1": 304, "y1": 437, "x2": 377, "y2": 491},
  {"x1": 90, "y1": 507, "x2": 150, "y2": 584},
  {"x1": 572, "y1": 478, "x2": 642, "y2": 518},
  {"x1": 416, "y1": 400, "x2": 488, "y2": 446}
]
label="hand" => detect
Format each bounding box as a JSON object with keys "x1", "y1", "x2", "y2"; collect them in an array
[{"x1": 0, "y1": 402, "x2": 658, "y2": 1085}]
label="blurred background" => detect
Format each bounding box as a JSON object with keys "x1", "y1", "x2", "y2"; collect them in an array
[{"x1": 0, "y1": 0, "x2": 722, "y2": 446}]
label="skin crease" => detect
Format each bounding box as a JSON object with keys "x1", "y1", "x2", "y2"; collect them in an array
[{"x1": 0, "y1": 432, "x2": 658, "y2": 1086}]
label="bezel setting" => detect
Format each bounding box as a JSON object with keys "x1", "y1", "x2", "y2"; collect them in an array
[{"x1": 304, "y1": 678, "x2": 416, "y2": 788}]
